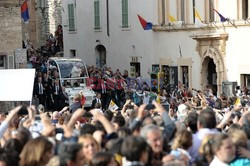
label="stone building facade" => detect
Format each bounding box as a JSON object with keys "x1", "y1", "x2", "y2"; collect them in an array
[
  {"x1": 36, "y1": 0, "x2": 62, "y2": 47},
  {"x1": 0, "y1": 0, "x2": 22, "y2": 111},
  {"x1": 0, "y1": 0, "x2": 22, "y2": 60},
  {"x1": 22, "y1": 0, "x2": 62, "y2": 48},
  {"x1": 62, "y1": 0, "x2": 250, "y2": 96}
]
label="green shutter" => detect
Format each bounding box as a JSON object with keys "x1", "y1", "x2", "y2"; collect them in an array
[
  {"x1": 68, "y1": 4, "x2": 75, "y2": 31},
  {"x1": 122, "y1": 0, "x2": 128, "y2": 27},
  {"x1": 94, "y1": 0, "x2": 100, "y2": 29}
]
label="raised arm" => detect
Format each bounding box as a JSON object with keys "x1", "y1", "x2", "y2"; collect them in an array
[
  {"x1": 90, "y1": 109, "x2": 115, "y2": 134},
  {"x1": 0, "y1": 106, "x2": 21, "y2": 139}
]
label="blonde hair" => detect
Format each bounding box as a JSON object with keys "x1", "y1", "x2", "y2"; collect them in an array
[
  {"x1": 199, "y1": 134, "x2": 215, "y2": 163},
  {"x1": 74, "y1": 93, "x2": 82, "y2": 102},
  {"x1": 46, "y1": 156, "x2": 59, "y2": 166},
  {"x1": 171, "y1": 129, "x2": 192, "y2": 150},
  {"x1": 229, "y1": 129, "x2": 248, "y2": 148},
  {"x1": 78, "y1": 134, "x2": 100, "y2": 151},
  {"x1": 20, "y1": 136, "x2": 53, "y2": 166}
]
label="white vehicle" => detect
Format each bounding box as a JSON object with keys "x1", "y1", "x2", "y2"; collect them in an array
[{"x1": 48, "y1": 57, "x2": 95, "y2": 107}]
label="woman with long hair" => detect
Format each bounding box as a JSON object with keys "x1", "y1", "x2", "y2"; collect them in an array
[
  {"x1": 20, "y1": 136, "x2": 54, "y2": 166},
  {"x1": 78, "y1": 134, "x2": 100, "y2": 165}
]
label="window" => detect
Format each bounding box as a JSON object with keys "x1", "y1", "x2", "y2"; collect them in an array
[
  {"x1": 243, "y1": 0, "x2": 249, "y2": 19},
  {"x1": 70, "y1": 50, "x2": 76, "y2": 57},
  {"x1": 68, "y1": 4, "x2": 75, "y2": 31},
  {"x1": 94, "y1": 0, "x2": 100, "y2": 29},
  {"x1": 192, "y1": 0, "x2": 195, "y2": 23},
  {"x1": 181, "y1": 66, "x2": 189, "y2": 88},
  {"x1": 121, "y1": 0, "x2": 129, "y2": 28},
  {"x1": 0, "y1": 56, "x2": 4, "y2": 68},
  {"x1": 38, "y1": 0, "x2": 47, "y2": 8},
  {"x1": 8, "y1": 56, "x2": 14, "y2": 69},
  {"x1": 161, "y1": 0, "x2": 166, "y2": 24}
]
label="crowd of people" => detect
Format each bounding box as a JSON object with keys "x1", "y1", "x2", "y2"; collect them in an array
[
  {"x1": 5, "y1": 35, "x2": 250, "y2": 165},
  {"x1": 1, "y1": 59, "x2": 250, "y2": 166},
  {"x1": 24, "y1": 25, "x2": 64, "y2": 70}
]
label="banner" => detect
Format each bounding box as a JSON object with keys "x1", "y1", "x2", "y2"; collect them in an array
[{"x1": 0, "y1": 69, "x2": 35, "y2": 101}]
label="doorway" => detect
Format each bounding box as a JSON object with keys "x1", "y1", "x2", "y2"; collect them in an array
[
  {"x1": 95, "y1": 45, "x2": 106, "y2": 68},
  {"x1": 130, "y1": 62, "x2": 140, "y2": 78},
  {"x1": 202, "y1": 57, "x2": 217, "y2": 95}
]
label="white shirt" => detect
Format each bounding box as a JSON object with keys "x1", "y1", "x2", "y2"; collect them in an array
[
  {"x1": 96, "y1": 98, "x2": 101, "y2": 104},
  {"x1": 55, "y1": 86, "x2": 59, "y2": 95},
  {"x1": 39, "y1": 83, "x2": 43, "y2": 94},
  {"x1": 210, "y1": 156, "x2": 229, "y2": 166}
]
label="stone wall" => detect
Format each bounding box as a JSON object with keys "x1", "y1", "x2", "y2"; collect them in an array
[
  {"x1": 0, "y1": 0, "x2": 22, "y2": 55},
  {"x1": 0, "y1": 0, "x2": 22, "y2": 111}
]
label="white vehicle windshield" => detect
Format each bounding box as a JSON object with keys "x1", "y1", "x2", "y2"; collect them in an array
[
  {"x1": 56, "y1": 60, "x2": 88, "y2": 79},
  {"x1": 48, "y1": 59, "x2": 89, "y2": 88}
]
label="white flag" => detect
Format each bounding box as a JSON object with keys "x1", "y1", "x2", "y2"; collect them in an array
[
  {"x1": 194, "y1": 8, "x2": 207, "y2": 28},
  {"x1": 108, "y1": 100, "x2": 119, "y2": 112}
]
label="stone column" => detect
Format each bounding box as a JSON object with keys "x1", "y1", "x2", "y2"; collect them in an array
[{"x1": 28, "y1": 0, "x2": 37, "y2": 48}]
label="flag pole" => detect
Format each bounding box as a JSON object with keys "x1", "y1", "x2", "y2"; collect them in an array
[
  {"x1": 212, "y1": 22, "x2": 219, "y2": 29},
  {"x1": 179, "y1": 45, "x2": 182, "y2": 58},
  {"x1": 227, "y1": 19, "x2": 237, "y2": 29},
  {"x1": 161, "y1": 24, "x2": 169, "y2": 31},
  {"x1": 168, "y1": 23, "x2": 178, "y2": 31},
  {"x1": 183, "y1": 23, "x2": 190, "y2": 32}
]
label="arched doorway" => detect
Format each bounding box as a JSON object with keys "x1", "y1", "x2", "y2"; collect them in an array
[
  {"x1": 200, "y1": 47, "x2": 226, "y2": 96},
  {"x1": 192, "y1": 34, "x2": 228, "y2": 95},
  {"x1": 203, "y1": 57, "x2": 217, "y2": 95},
  {"x1": 95, "y1": 45, "x2": 106, "y2": 68}
]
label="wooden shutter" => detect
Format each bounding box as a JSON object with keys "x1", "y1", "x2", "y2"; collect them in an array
[
  {"x1": 122, "y1": 0, "x2": 128, "y2": 27},
  {"x1": 94, "y1": 0, "x2": 100, "y2": 29},
  {"x1": 68, "y1": 4, "x2": 75, "y2": 31}
]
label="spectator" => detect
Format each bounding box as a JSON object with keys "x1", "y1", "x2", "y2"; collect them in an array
[
  {"x1": 78, "y1": 134, "x2": 100, "y2": 165},
  {"x1": 20, "y1": 136, "x2": 54, "y2": 166},
  {"x1": 69, "y1": 93, "x2": 82, "y2": 113},
  {"x1": 59, "y1": 143, "x2": 85, "y2": 166},
  {"x1": 189, "y1": 108, "x2": 218, "y2": 162},
  {"x1": 210, "y1": 133, "x2": 235, "y2": 166},
  {"x1": 91, "y1": 93, "x2": 102, "y2": 109},
  {"x1": 170, "y1": 129, "x2": 192, "y2": 164},
  {"x1": 0, "y1": 149, "x2": 19, "y2": 166},
  {"x1": 92, "y1": 152, "x2": 118, "y2": 166},
  {"x1": 52, "y1": 111, "x2": 60, "y2": 125},
  {"x1": 185, "y1": 111, "x2": 198, "y2": 134},
  {"x1": 198, "y1": 134, "x2": 215, "y2": 165},
  {"x1": 121, "y1": 136, "x2": 149, "y2": 166},
  {"x1": 140, "y1": 124, "x2": 166, "y2": 165}
]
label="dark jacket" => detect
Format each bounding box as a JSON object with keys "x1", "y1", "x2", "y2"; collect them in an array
[{"x1": 69, "y1": 101, "x2": 82, "y2": 113}]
